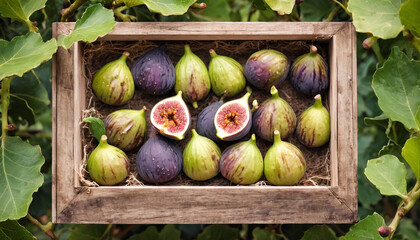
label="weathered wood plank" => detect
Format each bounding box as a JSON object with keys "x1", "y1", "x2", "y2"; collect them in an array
[
  {"x1": 51, "y1": 22, "x2": 58, "y2": 223},
  {"x1": 329, "y1": 37, "x2": 338, "y2": 187}
]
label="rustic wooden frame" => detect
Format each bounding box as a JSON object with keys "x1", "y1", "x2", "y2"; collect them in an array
[{"x1": 52, "y1": 22, "x2": 357, "y2": 224}]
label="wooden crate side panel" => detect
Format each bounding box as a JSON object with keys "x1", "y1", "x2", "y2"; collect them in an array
[
  {"x1": 329, "y1": 38, "x2": 338, "y2": 187},
  {"x1": 52, "y1": 23, "x2": 58, "y2": 223},
  {"x1": 57, "y1": 187, "x2": 354, "y2": 224}
]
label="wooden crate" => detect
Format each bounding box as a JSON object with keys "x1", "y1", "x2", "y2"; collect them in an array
[{"x1": 52, "y1": 22, "x2": 357, "y2": 224}]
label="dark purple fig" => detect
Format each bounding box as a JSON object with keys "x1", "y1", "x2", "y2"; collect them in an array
[
  {"x1": 183, "y1": 129, "x2": 221, "y2": 181},
  {"x1": 92, "y1": 52, "x2": 135, "y2": 106},
  {"x1": 220, "y1": 134, "x2": 263, "y2": 185},
  {"x1": 136, "y1": 134, "x2": 183, "y2": 183},
  {"x1": 214, "y1": 92, "x2": 252, "y2": 141},
  {"x1": 252, "y1": 86, "x2": 296, "y2": 141},
  {"x1": 175, "y1": 44, "x2": 211, "y2": 108},
  {"x1": 264, "y1": 130, "x2": 306, "y2": 186},
  {"x1": 208, "y1": 49, "x2": 246, "y2": 98},
  {"x1": 150, "y1": 91, "x2": 191, "y2": 140},
  {"x1": 244, "y1": 49, "x2": 289, "y2": 90},
  {"x1": 297, "y1": 94, "x2": 330, "y2": 147},
  {"x1": 289, "y1": 45, "x2": 329, "y2": 96},
  {"x1": 131, "y1": 46, "x2": 175, "y2": 95},
  {"x1": 104, "y1": 107, "x2": 147, "y2": 151},
  {"x1": 87, "y1": 135, "x2": 129, "y2": 186},
  {"x1": 196, "y1": 100, "x2": 224, "y2": 142}
]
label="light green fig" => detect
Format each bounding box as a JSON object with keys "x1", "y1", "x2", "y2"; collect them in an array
[
  {"x1": 104, "y1": 107, "x2": 147, "y2": 151},
  {"x1": 175, "y1": 45, "x2": 211, "y2": 108},
  {"x1": 297, "y1": 94, "x2": 330, "y2": 147},
  {"x1": 183, "y1": 129, "x2": 221, "y2": 181},
  {"x1": 208, "y1": 49, "x2": 246, "y2": 98},
  {"x1": 264, "y1": 130, "x2": 306, "y2": 186},
  {"x1": 87, "y1": 135, "x2": 129, "y2": 185},
  {"x1": 219, "y1": 134, "x2": 263, "y2": 185},
  {"x1": 92, "y1": 52, "x2": 135, "y2": 106}
]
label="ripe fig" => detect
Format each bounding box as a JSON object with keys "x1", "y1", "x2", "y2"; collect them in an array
[
  {"x1": 244, "y1": 49, "x2": 289, "y2": 90},
  {"x1": 196, "y1": 100, "x2": 224, "y2": 142},
  {"x1": 183, "y1": 129, "x2": 221, "y2": 181},
  {"x1": 104, "y1": 107, "x2": 147, "y2": 151},
  {"x1": 92, "y1": 52, "x2": 135, "y2": 106},
  {"x1": 150, "y1": 91, "x2": 190, "y2": 140},
  {"x1": 264, "y1": 130, "x2": 306, "y2": 186},
  {"x1": 289, "y1": 45, "x2": 329, "y2": 96},
  {"x1": 131, "y1": 46, "x2": 175, "y2": 95},
  {"x1": 208, "y1": 49, "x2": 246, "y2": 98},
  {"x1": 297, "y1": 94, "x2": 330, "y2": 147},
  {"x1": 219, "y1": 134, "x2": 263, "y2": 185},
  {"x1": 136, "y1": 134, "x2": 183, "y2": 183},
  {"x1": 87, "y1": 135, "x2": 129, "y2": 186},
  {"x1": 252, "y1": 86, "x2": 296, "y2": 142},
  {"x1": 214, "y1": 91, "x2": 252, "y2": 141},
  {"x1": 175, "y1": 44, "x2": 211, "y2": 108}
]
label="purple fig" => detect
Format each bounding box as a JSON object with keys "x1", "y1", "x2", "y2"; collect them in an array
[
  {"x1": 253, "y1": 86, "x2": 296, "y2": 141},
  {"x1": 289, "y1": 45, "x2": 329, "y2": 96},
  {"x1": 131, "y1": 46, "x2": 175, "y2": 95},
  {"x1": 196, "y1": 100, "x2": 224, "y2": 142},
  {"x1": 244, "y1": 49, "x2": 289, "y2": 90},
  {"x1": 220, "y1": 134, "x2": 263, "y2": 185}
]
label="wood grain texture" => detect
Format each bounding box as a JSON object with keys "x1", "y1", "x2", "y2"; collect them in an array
[
  {"x1": 52, "y1": 22, "x2": 357, "y2": 224},
  {"x1": 51, "y1": 23, "x2": 58, "y2": 223}
]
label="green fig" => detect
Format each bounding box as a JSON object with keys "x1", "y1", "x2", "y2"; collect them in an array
[
  {"x1": 219, "y1": 134, "x2": 263, "y2": 185},
  {"x1": 264, "y1": 130, "x2": 306, "y2": 186},
  {"x1": 297, "y1": 94, "x2": 330, "y2": 147},
  {"x1": 175, "y1": 45, "x2": 211, "y2": 108},
  {"x1": 104, "y1": 107, "x2": 147, "y2": 151},
  {"x1": 208, "y1": 49, "x2": 246, "y2": 98},
  {"x1": 87, "y1": 135, "x2": 129, "y2": 185},
  {"x1": 183, "y1": 129, "x2": 221, "y2": 181},
  {"x1": 92, "y1": 52, "x2": 135, "y2": 106}
]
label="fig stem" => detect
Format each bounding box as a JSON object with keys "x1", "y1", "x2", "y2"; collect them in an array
[
  {"x1": 192, "y1": 101, "x2": 198, "y2": 108},
  {"x1": 184, "y1": 44, "x2": 192, "y2": 54},
  {"x1": 250, "y1": 134, "x2": 257, "y2": 143},
  {"x1": 100, "y1": 135, "x2": 108, "y2": 145},
  {"x1": 270, "y1": 86, "x2": 279, "y2": 99},
  {"x1": 209, "y1": 49, "x2": 218, "y2": 58},
  {"x1": 273, "y1": 130, "x2": 282, "y2": 143},
  {"x1": 314, "y1": 94, "x2": 323, "y2": 108},
  {"x1": 191, "y1": 129, "x2": 197, "y2": 136},
  {"x1": 310, "y1": 45, "x2": 318, "y2": 54},
  {"x1": 251, "y1": 100, "x2": 259, "y2": 114}
]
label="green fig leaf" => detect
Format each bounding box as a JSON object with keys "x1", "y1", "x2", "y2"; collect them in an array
[
  {"x1": 340, "y1": 213, "x2": 386, "y2": 240},
  {"x1": 197, "y1": 225, "x2": 239, "y2": 240},
  {"x1": 395, "y1": 219, "x2": 420, "y2": 240},
  {"x1": 301, "y1": 225, "x2": 337, "y2": 240},
  {"x1": 0, "y1": 220, "x2": 36, "y2": 240},
  {"x1": 399, "y1": 0, "x2": 420, "y2": 37},
  {"x1": 0, "y1": 32, "x2": 57, "y2": 80},
  {"x1": 348, "y1": 0, "x2": 403, "y2": 39},
  {"x1": 123, "y1": 0, "x2": 196, "y2": 15},
  {"x1": 300, "y1": 0, "x2": 335, "y2": 21},
  {"x1": 402, "y1": 137, "x2": 420, "y2": 180},
  {"x1": 68, "y1": 225, "x2": 110, "y2": 240},
  {"x1": 0, "y1": 136, "x2": 45, "y2": 221},
  {"x1": 364, "y1": 114, "x2": 388, "y2": 129},
  {"x1": 263, "y1": 0, "x2": 294, "y2": 15},
  {"x1": 127, "y1": 225, "x2": 181, "y2": 240},
  {"x1": 57, "y1": 4, "x2": 116, "y2": 50},
  {"x1": 358, "y1": 177, "x2": 382, "y2": 208},
  {"x1": 0, "y1": 0, "x2": 46, "y2": 23},
  {"x1": 372, "y1": 47, "x2": 420, "y2": 131},
  {"x1": 252, "y1": 227, "x2": 277, "y2": 240},
  {"x1": 365, "y1": 155, "x2": 407, "y2": 198},
  {"x1": 83, "y1": 117, "x2": 106, "y2": 142}
]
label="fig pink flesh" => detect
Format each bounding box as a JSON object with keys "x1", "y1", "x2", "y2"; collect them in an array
[
  {"x1": 153, "y1": 100, "x2": 188, "y2": 134},
  {"x1": 216, "y1": 102, "x2": 247, "y2": 133}
]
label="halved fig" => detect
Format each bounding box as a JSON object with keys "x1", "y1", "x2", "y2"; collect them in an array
[
  {"x1": 150, "y1": 91, "x2": 190, "y2": 140},
  {"x1": 214, "y1": 92, "x2": 252, "y2": 141}
]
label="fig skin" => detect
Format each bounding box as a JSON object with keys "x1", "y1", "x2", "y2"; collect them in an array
[
  {"x1": 264, "y1": 130, "x2": 306, "y2": 186},
  {"x1": 92, "y1": 52, "x2": 135, "y2": 106},
  {"x1": 136, "y1": 134, "x2": 183, "y2": 183},
  {"x1": 297, "y1": 94, "x2": 330, "y2": 147},
  {"x1": 87, "y1": 135, "x2": 129, "y2": 186},
  {"x1": 175, "y1": 44, "x2": 211, "y2": 108},
  {"x1": 252, "y1": 86, "x2": 296, "y2": 142},
  {"x1": 196, "y1": 100, "x2": 223, "y2": 142},
  {"x1": 104, "y1": 108, "x2": 147, "y2": 152},
  {"x1": 244, "y1": 49, "x2": 289, "y2": 90},
  {"x1": 214, "y1": 92, "x2": 252, "y2": 141},
  {"x1": 150, "y1": 91, "x2": 191, "y2": 140},
  {"x1": 183, "y1": 129, "x2": 221, "y2": 181},
  {"x1": 131, "y1": 46, "x2": 175, "y2": 95},
  {"x1": 289, "y1": 45, "x2": 329, "y2": 96},
  {"x1": 219, "y1": 134, "x2": 263, "y2": 185},
  {"x1": 208, "y1": 49, "x2": 246, "y2": 98}
]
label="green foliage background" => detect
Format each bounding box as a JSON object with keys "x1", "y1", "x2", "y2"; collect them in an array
[{"x1": 0, "y1": 0, "x2": 420, "y2": 239}]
